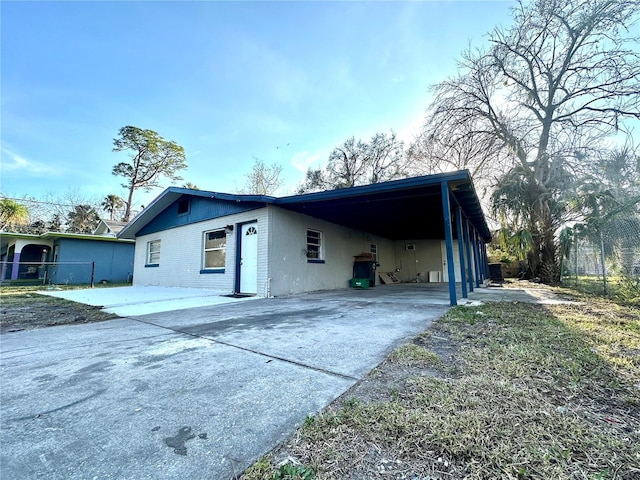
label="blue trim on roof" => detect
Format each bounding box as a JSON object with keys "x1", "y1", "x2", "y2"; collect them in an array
[
  {"x1": 137, "y1": 195, "x2": 264, "y2": 236},
  {"x1": 276, "y1": 170, "x2": 471, "y2": 204},
  {"x1": 118, "y1": 171, "x2": 491, "y2": 242}
]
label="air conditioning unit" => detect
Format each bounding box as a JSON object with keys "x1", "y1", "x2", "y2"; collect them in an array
[{"x1": 405, "y1": 244, "x2": 416, "y2": 251}]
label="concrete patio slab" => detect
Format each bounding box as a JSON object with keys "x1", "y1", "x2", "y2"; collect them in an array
[{"x1": 40, "y1": 286, "x2": 258, "y2": 316}]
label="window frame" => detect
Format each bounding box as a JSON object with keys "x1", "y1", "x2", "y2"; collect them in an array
[
  {"x1": 201, "y1": 228, "x2": 226, "y2": 273},
  {"x1": 370, "y1": 243, "x2": 378, "y2": 263},
  {"x1": 306, "y1": 229, "x2": 324, "y2": 263},
  {"x1": 146, "y1": 240, "x2": 161, "y2": 267},
  {"x1": 177, "y1": 198, "x2": 190, "y2": 215}
]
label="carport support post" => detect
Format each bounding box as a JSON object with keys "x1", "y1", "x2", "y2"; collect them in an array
[
  {"x1": 472, "y1": 229, "x2": 481, "y2": 287},
  {"x1": 482, "y1": 243, "x2": 489, "y2": 280},
  {"x1": 456, "y1": 207, "x2": 468, "y2": 298},
  {"x1": 464, "y1": 217, "x2": 474, "y2": 292},
  {"x1": 441, "y1": 181, "x2": 457, "y2": 306}
]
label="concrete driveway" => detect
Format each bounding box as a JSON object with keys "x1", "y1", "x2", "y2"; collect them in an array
[{"x1": 1, "y1": 284, "x2": 454, "y2": 480}]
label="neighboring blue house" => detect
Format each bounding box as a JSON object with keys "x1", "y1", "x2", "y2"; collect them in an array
[{"x1": 0, "y1": 232, "x2": 135, "y2": 285}]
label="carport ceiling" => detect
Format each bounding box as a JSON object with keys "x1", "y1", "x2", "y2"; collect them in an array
[
  {"x1": 276, "y1": 171, "x2": 491, "y2": 242},
  {"x1": 279, "y1": 188, "x2": 445, "y2": 240}
]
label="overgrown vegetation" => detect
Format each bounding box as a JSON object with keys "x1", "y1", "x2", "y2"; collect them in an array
[
  {"x1": 561, "y1": 274, "x2": 640, "y2": 306},
  {"x1": 241, "y1": 291, "x2": 640, "y2": 480}
]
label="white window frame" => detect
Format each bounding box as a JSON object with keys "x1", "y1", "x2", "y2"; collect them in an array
[
  {"x1": 306, "y1": 229, "x2": 323, "y2": 262},
  {"x1": 370, "y1": 243, "x2": 378, "y2": 263},
  {"x1": 146, "y1": 240, "x2": 161, "y2": 265},
  {"x1": 203, "y1": 229, "x2": 226, "y2": 270}
]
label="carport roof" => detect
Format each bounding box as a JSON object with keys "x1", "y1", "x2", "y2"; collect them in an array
[{"x1": 119, "y1": 170, "x2": 491, "y2": 242}]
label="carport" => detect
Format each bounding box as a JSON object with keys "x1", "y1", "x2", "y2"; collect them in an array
[
  {"x1": 276, "y1": 170, "x2": 492, "y2": 306},
  {"x1": 119, "y1": 169, "x2": 491, "y2": 304}
]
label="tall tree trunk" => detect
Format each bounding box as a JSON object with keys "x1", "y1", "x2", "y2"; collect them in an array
[{"x1": 124, "y1": 188, "x2": 134, "y2": 222}]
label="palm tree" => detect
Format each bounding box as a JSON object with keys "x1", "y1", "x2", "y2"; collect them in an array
[
  {"x1": 101, "y1": 195, "x2": 125, "y2": 221},
  {"x1": 0, "y1": 198, "x2": 29, "y2": 231},
  {"x1": 68, "y1": 205, "x2": 100, "y2": 233}
]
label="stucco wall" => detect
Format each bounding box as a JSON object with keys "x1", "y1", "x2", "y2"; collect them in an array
[
  {"x1": 130, "y1": 205, "x2": 465, "y2": 295},
  {"x1": 132, "y1": 208, "x2": 269, "y2": 292},
  {"x1": 392, "y1": 240, "x2": 476, "y2": 283},
  {"x1": 49, "y1": 239, "x2": 134, "y2": 284},
  {"x1": 267, "y1": 207, "x2": 396, "y2": 296},
  {"x1": 393, "y1": 239, "x2": 444, "y2": 282}
]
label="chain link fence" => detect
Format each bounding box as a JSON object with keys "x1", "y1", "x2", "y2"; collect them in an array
[
  {"x1": 561, "y1": 221, "x2": 640, "y2": 303},
  {"x1": 1, "y1": 261, "x2": 107, "y2": 287}
]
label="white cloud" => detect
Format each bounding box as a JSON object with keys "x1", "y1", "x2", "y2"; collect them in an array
[
  {"x1": 290, "y1": 151, "x2": 323, "y2": 172},
  {"x1": 0, "y1": 147, "x2": 58, "y2": 175}
]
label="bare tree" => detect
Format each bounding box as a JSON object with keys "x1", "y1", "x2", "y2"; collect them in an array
[
  {"x1": 408, "y1": 121, "x2": 506, "y2": 205},
  {"x1": 298, "y1": 131, "x2": 407, "y2": 193},
  {"x1": 5, "y1": 188, "x2": 102, "y2": 234},
  {"x1": 241, "y1": 158, "x2": 283, "y2": 195},
  {"x1": 424, "y1": 0, "x2": 640, "y2": 283}
]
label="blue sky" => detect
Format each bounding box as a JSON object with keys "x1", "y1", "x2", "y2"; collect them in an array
[{"x1": 1, "y1": 1, "x2": 515, "y2": 211}]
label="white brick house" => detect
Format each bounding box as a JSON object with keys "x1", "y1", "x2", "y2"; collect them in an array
[{"x1": 118, "y1": 171, "x2": 492, "y2": 306}]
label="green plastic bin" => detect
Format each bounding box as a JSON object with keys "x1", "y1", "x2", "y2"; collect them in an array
[{"x1": 349, "y1": 278, "x2": 370, "y2": 289}]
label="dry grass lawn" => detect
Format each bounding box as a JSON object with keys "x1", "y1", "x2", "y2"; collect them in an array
[{"x1": 241, "y1": 287, "x2": 639, "y2": 480}]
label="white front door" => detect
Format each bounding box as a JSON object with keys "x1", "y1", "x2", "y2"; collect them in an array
[
  {"x1": 441, "y1": 240, "x2": 461, "y2": 282},
  {"x1": 239, "y1": 223, "x2": 258, "y2": 294}
]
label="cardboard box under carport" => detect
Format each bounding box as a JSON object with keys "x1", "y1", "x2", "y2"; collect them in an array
[{"x1": 378, "y1": 272, "x2": 401, "y2": 284}]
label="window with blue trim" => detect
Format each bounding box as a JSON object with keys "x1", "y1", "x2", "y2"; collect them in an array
[{"x1": 203, "y1": 229, "x2": 226, "y2": 270}]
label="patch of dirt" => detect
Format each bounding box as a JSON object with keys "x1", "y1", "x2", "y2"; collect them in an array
[
  {"x1": 0, "y1": 294, "x2": 117, "y2": 334},
  {"x1": 257, "y1": 327, "x2": 465, "y2": 480},
  {"x1": 338, "y1": 331, "x2": 461, "y2": 407}
]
